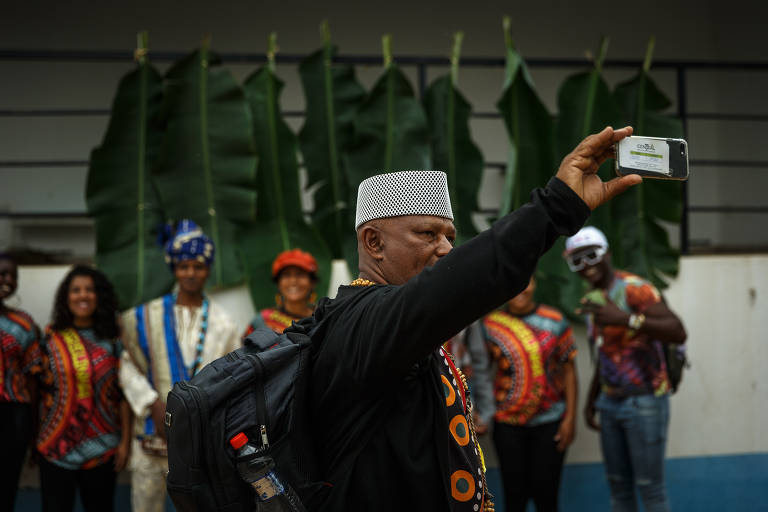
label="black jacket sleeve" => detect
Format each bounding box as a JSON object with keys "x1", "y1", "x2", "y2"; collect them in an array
[{"x1": 336, "y1": 177, "x2": 590, "y2": 384}]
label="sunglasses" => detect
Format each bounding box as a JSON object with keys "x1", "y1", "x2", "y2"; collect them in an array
[{"x1": 566, "y1": 247, "x2": 606, "y2": 272}]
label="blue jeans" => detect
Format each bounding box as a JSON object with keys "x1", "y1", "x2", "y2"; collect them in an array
[{"x1": 596, "y1": 393, "x2": 670, "y2": 512}]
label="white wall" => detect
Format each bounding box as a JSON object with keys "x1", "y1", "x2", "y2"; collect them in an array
[
  {"x1": 664, "y1": 255, "x2": 768, "y2": 458},
  {"x1": 12, "y1": 254, "x2": 768, "y2": 466},
  {"x1": 566, "y1": 255, "x2": 768, "y2": 464}
]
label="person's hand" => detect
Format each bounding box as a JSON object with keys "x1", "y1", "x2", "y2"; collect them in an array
[
  {"x1": 584, "y1": 400, "x2": 600, "y2": 431},
  {"x1": 554, "y1": 416, "x2": 575, "y2": 451},
  {"x1": 576, "y1": 299, "x2": 630, "y2": 328},
  {"x1": 150, "y1": 399, "x2": 167, "y2": 440},
  {"x1": 555, "y1": 126, "x2": 642, "y2": 210},
  {"x1": 114, "y1": 439, "x2": 131, "y2": 472}
]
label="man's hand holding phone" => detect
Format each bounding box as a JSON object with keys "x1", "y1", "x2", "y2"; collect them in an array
[{"x1": 556, "y1": 126, "x2": 642, "y2": 210}]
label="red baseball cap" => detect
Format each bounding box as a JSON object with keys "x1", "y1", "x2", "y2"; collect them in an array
[{"x1": 272, "y1": 249, "x2": 318, "y2": 280}]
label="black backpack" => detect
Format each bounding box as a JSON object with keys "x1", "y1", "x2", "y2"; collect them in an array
[
  {"x1": 658, "y1": 294, "x2": 689, "y2": 394},
  {"x1": 663, "y1": 342, "x2": 689, "y2": 393},
  {"x1": 165, "y1": 325, "x2": 329, "y2": 511}
]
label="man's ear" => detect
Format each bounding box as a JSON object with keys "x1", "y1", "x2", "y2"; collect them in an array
[{"x1": 358, "y1": 224, "x2": 385, "y2": 261}]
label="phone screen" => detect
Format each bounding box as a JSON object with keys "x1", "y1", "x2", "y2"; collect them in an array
[{"x1": 615, "y1": 136, "x2": 689, "y2": 180}]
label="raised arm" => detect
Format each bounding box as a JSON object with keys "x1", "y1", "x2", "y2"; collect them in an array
[{"x1": 339, "y1": 127, "x2": 641, "y2": 381}]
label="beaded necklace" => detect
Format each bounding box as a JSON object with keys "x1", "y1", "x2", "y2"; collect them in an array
[
  {"x1": 349, "y1": 277, "x2": 378, "y2": 287},
  {"x1": 174, "y1": 293, "x2": 209, "y2": 377}
]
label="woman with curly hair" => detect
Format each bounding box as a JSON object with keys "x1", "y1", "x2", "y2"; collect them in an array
[
  {"x1": 26, "y1": 265, "x2": 132, "y2": 512},
  {"x1": 243, "y1": 248, "x2": 319, "y2": 336},
  {"x1": 0, "y1": 253, "x2": 42, "y2": 511}
]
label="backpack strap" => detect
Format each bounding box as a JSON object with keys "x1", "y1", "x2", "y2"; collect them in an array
[{"x1": 244, "y1": 326, "x2": 282, "y2": 351}]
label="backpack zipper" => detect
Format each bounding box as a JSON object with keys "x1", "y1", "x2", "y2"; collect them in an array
[
  {"x1": 244, "y1": 353, "x2": 270, "y2": 452},
  {"x1": 260, "y1": 424, "x2": 269, "y2": 450}
]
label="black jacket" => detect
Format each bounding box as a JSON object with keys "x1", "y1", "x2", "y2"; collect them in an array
[{"x1": 308, "y1": 178, "x2": 590, "y2": 511}]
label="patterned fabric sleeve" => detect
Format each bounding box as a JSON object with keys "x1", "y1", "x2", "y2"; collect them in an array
[
  {"x1": 625, "y1": 279, "x2": 662, "y2": 313},
  {"x1": 23, "y1": 338, "x2": 45, "y2": 377},
  {"x1": 555, "y1": 326, "x2": 577, "y2": 364},
  {"x1": 21, "y1": 320, "x2": 42, "y2": 375}
]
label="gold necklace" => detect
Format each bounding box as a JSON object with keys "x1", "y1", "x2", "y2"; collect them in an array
[{"x1": 349, "y1": 278, "x2": 378, "y2": 287}]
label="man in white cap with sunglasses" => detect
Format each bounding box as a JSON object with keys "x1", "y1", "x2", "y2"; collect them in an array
[
  {"x1": 564, "y1": 225, "x2": 686, "y2": 512},
  {"x1": 297, "y1": 126, "x2": 640, "y2": 512}
]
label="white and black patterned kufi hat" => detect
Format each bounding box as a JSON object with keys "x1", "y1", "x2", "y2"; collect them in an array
[{"x1": 354, "y1": 170, "x2": 454, "y2": 229}]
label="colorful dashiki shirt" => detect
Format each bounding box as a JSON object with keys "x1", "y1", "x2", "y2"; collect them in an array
[
  {"x1": 588, "y1": 270, "x2": 669, "y2": 398},
  {"x1": 0, "y1": 309, "x2": 39, "y2": 403},
  {"x1": 243, "y1": 308, "x2": 300, "y2": 337},
  {"x1": 26, "y1": 328, "x2": 123, "y2": 469},
  {"x1": 483, "y1": 305, "x2": 576, "y2": 425},
  {"x1": 438, "y1": 346, "x2": 489, "y2": 512}
]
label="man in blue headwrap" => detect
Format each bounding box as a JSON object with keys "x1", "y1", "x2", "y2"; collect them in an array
[{"x1": 118, "y1": 219, "x2": 241, "y2": 512}]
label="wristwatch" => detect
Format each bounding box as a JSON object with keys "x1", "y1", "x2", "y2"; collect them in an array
[{"x1": 628, "y1": 313, "x2": 646, "y2": 330}]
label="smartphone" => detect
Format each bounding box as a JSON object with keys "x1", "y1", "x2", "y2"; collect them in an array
[{"x1": 615, "y1": 136, "x2": 689, "y2": 180}]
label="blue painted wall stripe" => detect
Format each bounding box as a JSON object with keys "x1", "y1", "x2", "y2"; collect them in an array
[
  {"x1": 485, "y1": 453, "x2": 768, "y2": 512},
  {"x1": 16, "y1": 453, "x2": 768, "y2": 511}
]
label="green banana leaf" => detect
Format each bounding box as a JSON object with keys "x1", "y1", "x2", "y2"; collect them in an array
[
  {"x1": 491, "y1": 20, "x2": 571, "y2": 311},
  {"x1": 152, "y1": 40, "x2": 258, "y2": 289},
  {"x1": 86, "y1": 33, "x2": 174, "y2": 309},
  {"x1": 555, "y1": 37, "x2": 623, "y2": 231},
  {"x1": 496, "y1": 18, "x2": 556, "y2": 216},
  {"x1": 245, "y1": 48, "x2": 303, "y2": 227},
  {"x1": 610, "y1": 39, "x2": 682, "y2": 287},
  {"x1": 298, "y1": 22, "x2": 366, "y2": 260},
  {"x1": 423, "y1": 32, "x2": 483, "y2": 244},
  {"x1": 241, "y1": 34, "x2": 332, "y2": 308},
  {"x1": 342, "y1": 36, "x2": 432, "y2": 272},
  {"x1": 344, "y1": 35, "x2": 432, "y2": 201},
  {"x1": 552, "y1": 37, "x2": 624, "y2": 315}
]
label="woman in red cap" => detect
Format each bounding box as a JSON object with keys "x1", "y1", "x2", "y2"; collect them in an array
[{"x1": 243, "y1": 249, "x2": 319, "y2": 336}]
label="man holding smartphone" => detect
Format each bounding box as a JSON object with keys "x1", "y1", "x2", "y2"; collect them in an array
[
  {"x1": 303, "y1": 126, "x2": 641, "y2": 512},
  {"x1": 565, "y1": 226, "x2": 686, "y2": 512}
]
